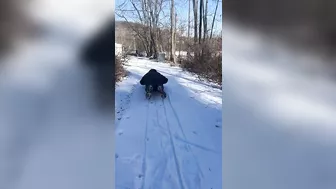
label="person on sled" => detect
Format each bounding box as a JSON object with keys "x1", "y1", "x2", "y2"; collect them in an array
[{"x1": 140, "y1": 69, "x2": 168, "y2": 99}]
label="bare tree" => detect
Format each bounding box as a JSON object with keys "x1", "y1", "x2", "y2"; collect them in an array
[
  {"x1": 170, "y1": 0, "x2": 176, "y2": 63},
  {"x1": 116, "y1": 0, "x2": 165, "y2": 58},
  {"x1": 187, "y1": 0, "x2": 191, "y2": 55},
  {"x1": 210, "y1": 0, "x2": 220, "y2": 39},
  {"x1": 192, "y1": 0, "x2": 199, "y2": 44},
  {"x1": 199, "y1": 0, "x2": 203, "y2": 44},
  {"x1": 177, "y1": 20, "x2": 187, "y2": 57},
  {"x1": 188, "y1": 0, "x2": 191, "y2": 39},
  {"x1": 203, "y1": 0, "x2": 208, "y2": 41}
]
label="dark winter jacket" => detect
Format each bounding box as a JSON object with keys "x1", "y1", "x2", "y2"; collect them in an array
[{"x1": 140, "y1": 69, "x2": 168, "y2": 86}]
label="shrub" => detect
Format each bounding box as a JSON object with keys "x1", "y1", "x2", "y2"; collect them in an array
[
  {"x1": 115, "y1": 56, "x2": 126, "y2": 83},
  {"x1": 180, "y1": 43, "x2": 222, "y2": 85}
]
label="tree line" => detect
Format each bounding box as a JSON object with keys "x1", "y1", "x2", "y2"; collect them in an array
[{"x1": 116, "y1": 0, "x2": 222, "y2": 63}]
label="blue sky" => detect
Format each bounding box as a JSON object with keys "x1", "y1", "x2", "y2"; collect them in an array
[{"x1": 115, "y1": 0, "x2": 222, "y2": 35}]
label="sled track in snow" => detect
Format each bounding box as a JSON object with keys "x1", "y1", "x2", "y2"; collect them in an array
[
  {"x1": 153, "y1": 99, "x2": 170, "y2": 184},
  {"x1": 141, "y1": 96, "x2": 177, "y2": 189},
  {"x1": 165, "y1": 91, "x2": 205, "y2": 179},
  {"x1": 135, "y1": 89, "x2": 206, "y2": 189},
  {"x1": 140, "y1": 100, "x2": 150, "y2": 189},
  {"x1": 166, "y1": 95, "x2": 189, "y2": 148},
  {"x1": 162, "y1": 97, "x2": 186, "y2": 189}
]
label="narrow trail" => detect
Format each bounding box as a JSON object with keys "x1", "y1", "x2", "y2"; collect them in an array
[{"x1": 115, "y1": 57, "x2": 222, "y2": 189}]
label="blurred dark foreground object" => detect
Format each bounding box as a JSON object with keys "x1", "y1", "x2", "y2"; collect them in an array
[
  {"x1": 81, "y1": 19, "x2": 115, "y2": 65},
  {"x1": 0, "y1": 0, "x2": 33, "y2": 57},
  {"x1": 224, "y1": 0, "x2": 336, "y2": 56},
  {"x1": 80, "y1": 18, "x2": 115, "y2": 112}
]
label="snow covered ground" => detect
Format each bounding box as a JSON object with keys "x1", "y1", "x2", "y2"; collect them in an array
[
  {"x1": 115, "y1": 57, "x2": 222, "y2": 189},
  {"x1": 223, "y1": 20, "x2": 336, "y2": 189}
]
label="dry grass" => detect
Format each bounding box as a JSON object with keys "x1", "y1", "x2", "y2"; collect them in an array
[
  {"x1": 115, "y1": 56, "x2": 127, "y2": 83},
  {"x1": 179, "y1": 43, "x2": 222, "y2": 85}
]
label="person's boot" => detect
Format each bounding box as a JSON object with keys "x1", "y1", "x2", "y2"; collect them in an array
[
  {"x1": 145, "y1": 85, "x2": 153, "y2": 99},
  {"x1": 157, "y1": 86, "x2": 166, "y2": 98}
]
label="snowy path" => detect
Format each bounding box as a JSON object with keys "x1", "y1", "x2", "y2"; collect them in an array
[
  {"x1": 115, "y1": 58, "x2": 222, "y2": 189},
  {"x1": 223, "y1": 21, "x2": 336, "y2": 189}
]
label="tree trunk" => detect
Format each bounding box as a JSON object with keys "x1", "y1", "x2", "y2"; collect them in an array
[
  {"x1": 187, "y1": 0, "x2": 191, "y2": 55},
  {"x1": 170, "y1": 0, "x2": 176, "y2": 63},
  {"x1": 199, "y1": 0, "x2": 203, "y2": 44},
  {"x1": 203, "y1": 0, "x2": 208, "y2": 41},
  {"x1": 192, "y1": 0, "x2": 198, "y2": 44},
  {"x1": 151, "y1": 33, "x2": 158, "y2": 59},
  {"x1": 175, "y1": 13, "x2": 178, "y2": 61},
  {"x1": 210, "y1": 0, "x2": 219, "y2": 39}
]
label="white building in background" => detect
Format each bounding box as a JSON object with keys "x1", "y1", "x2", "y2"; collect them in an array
[{"x1": 115, "y1": 43, "x2": 122, "y2": 56}]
